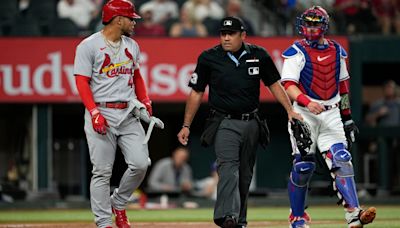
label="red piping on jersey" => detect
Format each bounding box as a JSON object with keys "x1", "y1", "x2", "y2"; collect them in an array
[{"x1": 75, "y1": 75, "x2": 96, "y2": 112}]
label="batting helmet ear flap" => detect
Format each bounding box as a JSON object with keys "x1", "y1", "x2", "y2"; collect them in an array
[{"x1": 102, "y1": 0, "x2": 141, "y2": 25}]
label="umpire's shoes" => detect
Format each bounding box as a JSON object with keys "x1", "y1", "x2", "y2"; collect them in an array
[
  {"x1": 222, "y1": 216, "x2": 237, "y2": 228},
  {"x1": 112, "y1": 207, "x2": 131, "y2": 228},
  {"x1": 347, "y1": 207, "x2": 376, "y2": 228}
]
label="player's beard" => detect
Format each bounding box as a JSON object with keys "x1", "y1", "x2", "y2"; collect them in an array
[
  {"x1": 123, "y1": 31, "x2": 132, "y2": 37},
  {"x1": 122, "y1": 27, "x2": 134, "y2": 37}
]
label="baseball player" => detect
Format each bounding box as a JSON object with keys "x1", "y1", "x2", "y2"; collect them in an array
[
  {"x1": 281, "y1": 6, "x2": 376, "y2": 228},
  {"x1": 73, "y1": 1, "x2": 155, "y2": 227}
]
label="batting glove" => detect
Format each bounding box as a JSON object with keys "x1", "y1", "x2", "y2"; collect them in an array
[
  {"x1": 344, "y1": 119, "x2": 359, "y2": 150},
  {"x1": 141, "y1": 98, "x2": 152, "y2": 116},
  {"x1": 90, "y1": 108, "x2": 108, "y2": 135}
]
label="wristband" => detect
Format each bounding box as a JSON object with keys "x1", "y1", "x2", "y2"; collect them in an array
[
  {"x1": 182, "y1": 125, "x2": 190, "y2": 129},
  {"x1": 296, "y1": 94, "x2": 311, "y2": 107},
  {"x1": 90, "y1": 108, "x2": 99, "y2": 116}
]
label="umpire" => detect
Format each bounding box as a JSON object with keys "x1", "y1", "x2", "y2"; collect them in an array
[{"x1": 177, "y1": 16, "x2": 302, "y2": 228}]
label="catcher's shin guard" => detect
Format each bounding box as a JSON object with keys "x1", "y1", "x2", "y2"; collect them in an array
[
  {"x1": 288, "y1": 156, "x2": 315, "y2": 217},
  {"x1": 326, "y1": 143, "x2": 359, "y2": 208}
]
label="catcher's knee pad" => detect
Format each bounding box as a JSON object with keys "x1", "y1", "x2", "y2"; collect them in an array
[
  {"x1": 290, "y1": 160, "x2": 315, "y2": 187},
  {"x1": 288, "y1": 157, "x2": 315, "y2": 217},
  {"x1": 328, "y1": 143, "x2": 354, "y2": 177},
  {"x1": 326, "y1": 143, "x2": 359, "y2": 208}
]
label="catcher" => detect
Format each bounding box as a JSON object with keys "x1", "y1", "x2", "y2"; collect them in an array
[{"x1": 281, "y1": 6, "x2": 376, "y2": 228}]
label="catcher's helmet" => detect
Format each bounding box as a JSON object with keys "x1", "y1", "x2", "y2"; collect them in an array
[
  {"x1": 102, "y1": 0, "x2": 141, "y2": 24},
  {"x1": 296, "y1": 6, "x2": 329, "y2": 41}
]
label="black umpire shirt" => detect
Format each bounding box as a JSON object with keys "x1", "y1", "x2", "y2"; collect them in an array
[{"x1": 189, "y1": 43, "x2": 281, "y2": 114}]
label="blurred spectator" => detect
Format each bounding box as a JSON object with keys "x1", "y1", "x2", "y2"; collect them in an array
[
  {"x1": 366, "y1": 80, "x2": 400, "y2": 126},
  {"x1": 355, "y1": 0, "x2": 378, "y2": 34},
  {"x1": 147, "y1": 146, "x2": 193, "y2": 193},
  {"x1": 193, "y1": 162, "x2": 218, "y2": 200},
  {"x1": 182, "y1": 0, "x2": 224, "y2": 22},
  {"x1": 365, "y1": 80, "x2": 400, "y2": 190},
  {"x1": 139, "y1": 0, "x2": 179, "y2": 24},
  {"x1": 135, "y1": 3, "x2": 167, "y2": 36},
  {"x1": 371, "y1": 0, "x2": 400, "y2": 35},
  {"x1": 19, "y1": 0, "x2": 30, "y2": 16},
  {"x1": 225, "y1": 0, "x2": 255, "y2": 36},
  {"x1": 169, "y1": 7, "x2": 208, "y2": 37},
  {"x1": 57, "y1": 0, "x2": 97, "y2": 30},
  {"x1": 333, "y1": 0, "x2": 362, "y2": 34}
]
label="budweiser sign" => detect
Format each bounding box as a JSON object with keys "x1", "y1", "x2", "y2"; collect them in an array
[{"x1": 0, "y1": 37, "x2": 348, "y2": 103}]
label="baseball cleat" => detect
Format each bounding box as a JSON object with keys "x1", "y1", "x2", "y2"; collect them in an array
[
  {"x1": 289, "y1": 211, "x2": 311, "y2": 228},
  {"x1": 289, "y1": 211, "x2": 311, "y2": 223},
  {"x1": 347, "y1": 207, "x2": 376, "y2": 228},
  {"x1": 112, "y1": 207, "x2": 131, "y2": 228},
  {"x1": 359, "y1": 207, "x2": 376, "y2": 225},
  {"x1": 222, "y1": 215, "x2": 237, "y2": 228},
  {"x1": 289, "y1": 219, "x2": 310, "y2": 228}
]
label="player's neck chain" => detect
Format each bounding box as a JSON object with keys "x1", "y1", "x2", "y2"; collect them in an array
[{"x1": 102, "y1": 31, "x2": 122, "y2": 57}]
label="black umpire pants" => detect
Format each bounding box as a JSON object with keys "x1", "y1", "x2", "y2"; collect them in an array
[{"x1": 213, "y1": 118, "x2": 259, "y2": 227}]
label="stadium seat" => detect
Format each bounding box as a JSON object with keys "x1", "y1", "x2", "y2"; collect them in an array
[
  {"x1": 203, "y1": 17, "x2": 220, "y2": 36},
  {"x1": 10, "y1": 16, "x2": 41, "y2": 36},
  {"x1": 0, "y1": 0, "x2": 18, "y2": 35},
  {"x1": 28, "y1": 0, "x2": 57, "y2": 35},
  {"x1": 51, "y1": 18, "x2": 79, "y2": 36}
]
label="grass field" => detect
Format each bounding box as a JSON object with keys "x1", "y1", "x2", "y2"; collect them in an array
[{"x1": 0, "y1": 205, "x2": 399, "y2": 227}]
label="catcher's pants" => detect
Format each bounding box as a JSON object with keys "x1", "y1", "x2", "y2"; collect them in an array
[
  {"x1": 289, "y1": 103, "x2": 347, "y2": 154},
  {"x1": 213, "y1": 118, "x2": 259, "y2": 227},
  {"x1": 84, "y1": 111, "x2": 149, "y2": 227}
]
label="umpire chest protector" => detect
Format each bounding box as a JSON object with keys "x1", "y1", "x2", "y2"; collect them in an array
[
  {"x1": 295, "y1": 40, "x2": 341, "y2": 100},
  {"x1": 190, "y1": 43, "x2": 280, "y2": 114}
]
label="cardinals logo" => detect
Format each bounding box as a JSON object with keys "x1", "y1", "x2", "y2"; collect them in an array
[{"x1": 100, "y1": 48, "x2": 135, "y2": 78}]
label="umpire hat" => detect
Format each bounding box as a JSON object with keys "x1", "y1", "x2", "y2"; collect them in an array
[{"x1": 220, "y1": 16, "x2": 245, "y2": 32}]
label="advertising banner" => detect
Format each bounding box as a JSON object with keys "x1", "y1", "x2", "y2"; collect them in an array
[{"x1": 0, "y1": 37, "x2": 348, "y2": 103}]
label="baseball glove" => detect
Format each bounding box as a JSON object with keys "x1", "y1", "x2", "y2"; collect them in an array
[{"x1": 291, "y1": 119, "x2": 312, "y2": 156}]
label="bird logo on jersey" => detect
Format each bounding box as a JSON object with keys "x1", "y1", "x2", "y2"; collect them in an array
[{"x1": 100, "y1": 48, "x2": 135, "y2": 78}]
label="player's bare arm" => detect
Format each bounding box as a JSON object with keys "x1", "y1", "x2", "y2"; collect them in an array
[
  {"x1": 177, "y1": 90, "x2": 204, "y2": 145},
  {"x1": 285, "y1": 82, "x2": 325, "y2": 115},
  {"x1": 268, "y1": 81, "x2": 303, "y2": 122}
]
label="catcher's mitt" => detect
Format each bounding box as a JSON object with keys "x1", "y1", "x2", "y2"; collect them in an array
[{"x1": 291, "y1": 119, "x2": 312, "y2": 156}]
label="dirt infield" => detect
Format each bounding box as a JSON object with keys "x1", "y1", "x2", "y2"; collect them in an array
[
  {"x1": 0, "y1": 221, "x2": 343, "y2": 228},
  {"x1": 0, "y1": 221, "x2": 281, "y2": 228}
]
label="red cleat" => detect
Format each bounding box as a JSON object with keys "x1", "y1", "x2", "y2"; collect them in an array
[
  {"x1": 289, "y1": 211, "x2": 311, "y2": 223},
  {"x1": 112, "y1": 207, "x2": 131, "y2": 228}
]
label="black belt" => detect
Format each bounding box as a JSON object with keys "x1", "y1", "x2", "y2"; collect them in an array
[
  {"x1": 95, "y1": 101, "x2": 128, "y2": 109},
  {"x1": 210, "y1": 109, "x2": 257, "y2": 121},
  {"x1": 297, "y1": 102, "x2": 339, "y2": 111}
]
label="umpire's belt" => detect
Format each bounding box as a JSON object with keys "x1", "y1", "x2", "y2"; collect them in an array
[
  {"x1": 210, "y1": 109, "x2": 257, "y2": 121},
  {"x1": 297, "y1": 102, "x2": 339, "y2": 111},
  {"x1": 95, "y1": 101, "x2": 128, "y2": 109}
]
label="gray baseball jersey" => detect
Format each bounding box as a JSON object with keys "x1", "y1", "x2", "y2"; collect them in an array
[{"x1": 74, "y1": 31, "x2": 141, "y2": 127}]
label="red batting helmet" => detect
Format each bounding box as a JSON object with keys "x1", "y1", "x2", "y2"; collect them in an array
[{"x1": 102, "y1": 0, "x2": 141, "y2": 24}]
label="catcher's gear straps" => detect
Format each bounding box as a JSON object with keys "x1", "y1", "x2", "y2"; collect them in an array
[
  {"x1": 288, "y1": 155, "x2": 315, "y2": 217},
  {"x1": 324, "y1": 143, "x2": 360, "y2": 209}
]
